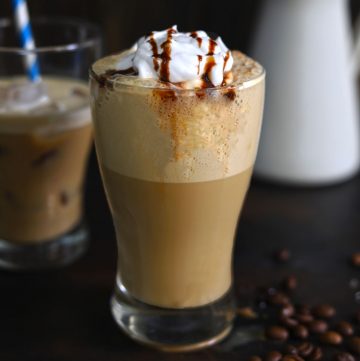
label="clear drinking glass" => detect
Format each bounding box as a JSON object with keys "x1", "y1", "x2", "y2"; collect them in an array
[
  {"x1": 0, "y1": 18, "x2": 101, "y2": 269},
  {"x1": 90, "y1": 58, "x2": 265, "y2": 351}
]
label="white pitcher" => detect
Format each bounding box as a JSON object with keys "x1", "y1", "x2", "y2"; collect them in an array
[{"x1": 251, "y1": 0, "x2": 360, "y2": 185}]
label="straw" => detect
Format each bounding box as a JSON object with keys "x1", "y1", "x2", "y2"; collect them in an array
[{"x1": 11, "y1": 0, "x2": 41, "y2": 82}]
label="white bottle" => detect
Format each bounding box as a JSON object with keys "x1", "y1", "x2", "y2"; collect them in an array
[{"x1": 252, "y1": 0, "x2": 360, "y2": 185}]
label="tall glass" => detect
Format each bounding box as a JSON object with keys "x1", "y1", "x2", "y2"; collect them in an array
[
  {"x1": 0, "y1": 18, "x2": 101, "y2": 269},
  {"x1": 90, "y1": 58, "x2": 265, "y2": 351}
]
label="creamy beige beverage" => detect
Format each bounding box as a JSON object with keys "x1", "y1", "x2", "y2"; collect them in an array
[
  {"x1": 0, "y1": 77, "x2": 92, "y2": 244},
  {"x1": 91, "y1": 26, "x2": 264, "y2": 309},
  {"x1": 103, "y1": 168, "x2": 252, "y2": 308}
]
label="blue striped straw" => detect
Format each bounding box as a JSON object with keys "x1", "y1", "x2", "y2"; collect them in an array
[{"x1": 11, "y1": 0, "x2": 41, "y2": 82}]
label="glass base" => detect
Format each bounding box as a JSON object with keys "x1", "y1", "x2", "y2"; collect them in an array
[
  {"x1": 110, "y1": 281, "x2": 235, "y2": 352},
  {"x1": 0, "y1": 222, "x2": 89, "y2": 270}
]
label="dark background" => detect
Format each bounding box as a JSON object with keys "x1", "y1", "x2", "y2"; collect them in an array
[{"x1": 1, "y1": 0, "x2": 360, "y2": 54}]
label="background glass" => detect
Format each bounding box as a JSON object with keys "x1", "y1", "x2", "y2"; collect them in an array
[{"x1": 0, "y1": 18, "x2": 101, "y2": 269}]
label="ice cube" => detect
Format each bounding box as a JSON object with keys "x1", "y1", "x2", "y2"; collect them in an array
[
  {"x1": 0, "y1": 80, "x2": 50, "y2": 113},
  {"x1": 30, "y1": 100, "x2": 65, "y2": 115}
]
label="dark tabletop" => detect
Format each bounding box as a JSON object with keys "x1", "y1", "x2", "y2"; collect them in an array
[{"x1": 1, "y1": 149, "x2": 360, "y2": 361}]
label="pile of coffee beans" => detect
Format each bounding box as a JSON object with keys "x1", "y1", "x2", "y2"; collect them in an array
[{"x1": 243, "y1": 249, "x2": 360, "y2": 361}]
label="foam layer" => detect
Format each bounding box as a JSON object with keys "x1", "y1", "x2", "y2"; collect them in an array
[
  {"x1": 93, "y1": 50, "x2": 263, "y2": 90},
  {"x1": 91, "y1": 51, "x2": 265, "y2": 183},
  {"x1": 0, "y1": 77, "x2": 91, "y2": 134}
]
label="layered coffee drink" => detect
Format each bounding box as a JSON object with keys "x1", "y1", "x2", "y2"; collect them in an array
[
  {"x1": 91, "y1": 26, "x2": 264, "y2": 309},
  {"x1": 0, "y1": 77, "x2": 92, "y2": 244},
  {"x1": 91, "y1": 26, "x2": 264, "y2": 350}
]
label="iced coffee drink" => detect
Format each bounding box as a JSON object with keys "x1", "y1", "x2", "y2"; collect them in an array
[
  {"x1": 0, "y1": 78, "x2": 92, "y2": 259},
  {"x1": 0, "y1": 17, "x2": 101, "y2": 269},
  {"x1": 90, "y1": 26, "x2": 265, "y2": 350}
]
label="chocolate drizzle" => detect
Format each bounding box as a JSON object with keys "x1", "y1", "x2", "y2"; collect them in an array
[
  {"x1": 197, "y1": 55, "x2": 202, "y2": 75},
  {"x1": 201, "y1": 56, "x2": 216, "y2": 88},
  {"x1": 207, "y1": 38, "x2": 217, "y2": 56},
  {"x1": 199, "y1": 38, "x2": 218, "y2": 88},
  {"x1": 159, "y1": 27, "x2": 176, "y2": 82},
  {"x1": 223, "y1": 51, "x2": 230, "y2": 71},
  {"x1": 190, "y1": 31, "x2": 202, "y2": 48},
  {"x1": 148, "y1": 32, "x2": 159, "y2": 71},
  {"x1": 94, "y1": 27, "x2": 234, "y2": 93}
]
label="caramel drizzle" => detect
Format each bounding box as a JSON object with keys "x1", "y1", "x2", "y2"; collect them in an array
[
  {"x1": 190, "y1": 31, "x2": 202, "y2": 48},
  {"x1": 159, "y1": 27, "x2": 176, "y2": 82},
  {"x1": 197, "y1": 55, "x2": 202, "y2": 75},
  {"x1": 207, "y1": 38, "x2": 217, "y2": 56},
  {"x1": 223, "y1": 50, "x2": 230, "y2": 71},
  {"x1": 201, "y1": 56, "x2": 216, "y2": 88},
  {"x1": 148, "y1": 32, "x2": 159, "y2": 71},
  {"x1": 200, "y1": 38, "x2": 218, "y2": 88}
]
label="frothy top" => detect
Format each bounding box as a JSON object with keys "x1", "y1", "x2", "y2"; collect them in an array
[
  {"x1": 91, "y1": 52, "x2": 265, "y2": 183},
  {"x1": 108, "y1": 25, "x2": 233, "y2": 88}
]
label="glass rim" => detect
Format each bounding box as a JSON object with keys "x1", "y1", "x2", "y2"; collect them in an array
[
  {"x1": 89, "y1": 61, "x2": 265, "y2": 93},
  {"x1": 0, "y1": 16, "x2": 101, "y2": 54}
]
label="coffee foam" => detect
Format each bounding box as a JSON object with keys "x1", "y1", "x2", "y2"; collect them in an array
[
  {"x1": 91, "y1": 51, "x2": 265, "y2": 183},
  {"x1": 93, "y1": 50, "x2": 263, "y2": 90},
  {"x1": 0, "y1": 77, "x2": 91, "y2": 134}
]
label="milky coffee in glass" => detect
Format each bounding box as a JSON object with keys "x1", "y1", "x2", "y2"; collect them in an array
[
  {"x1": 0, "y1": 18, "x2": 101, "y2": 269},
  {"x1": 0, "y1": 78, "x2": 91, "y2": 243},
  {"x1": 90, "y1": 26, "x2": 265, "y2": 351}
]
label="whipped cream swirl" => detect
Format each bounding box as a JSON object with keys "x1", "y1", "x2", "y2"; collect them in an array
[{"x1": 116, "y1": 25, "x2": 233, "y2": 88}]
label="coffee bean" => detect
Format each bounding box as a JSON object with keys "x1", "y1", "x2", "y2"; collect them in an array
[
  {"x1": 249, "y1": 356, "x2": 263, "y2": 361},
  {"x1": 308, "y1": 346, "x2": 323, "y2": 361},
  {"x1": 285, "y1": 345, "x2": 298, "y2": 355},
  {"x1": 280, "y1": 316, "x2": 298, "y2": 328},
  {"x1": 320, "y1": 331, "x2": 343, "y2": 345},
  {"x1": 296, "y1": 313, "x2": 314, "y2": 324},
  {"x1": 283, "y1": 275, "x2": 297, "y2": 291},
  {"x1": 266, "y1": 326, "x2": 289, "y2": 341},
  {"x1": 274, "y1": 248, "x2": 290, "y2": 263},
  {"x1": 336, "y1": 321, "x2": 354, "y2": 336},
  {"x1": 309, "y1": 320, "x2": 328, "y2": 334},
  {"x1": 297, "y1": 342, "x2": 314, "y2": 357},
  {"x1": 351, "y1": 253, "x2": 360, "y2": 267},
  {"x1": 292, "y1": 324, "x2": 309, "y2": 339},
  {"x1": 237, "y1": 307, "x2": 258, "y2": 319},
  {"x1": 335, "y1": 352, "x2": 356, "y2": 361},
  {"x1": 282, "y1": 355, "x2": 304, "y2": 361},
  {"x1": 313, "y1": 304, "x2": 336, "y2": 319},
  {"x1": 348, "y1": 336, "x2": 360, "y2": 355},
  {"x1": 265, "y1": 350, "x2": 282, "y2": 361},
  {"x1": 269, "y1": 292, "x2": 290, "y2": 306},
  {"x1": 280, "y1": 304, "x2": 295, "y2": 318}
]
